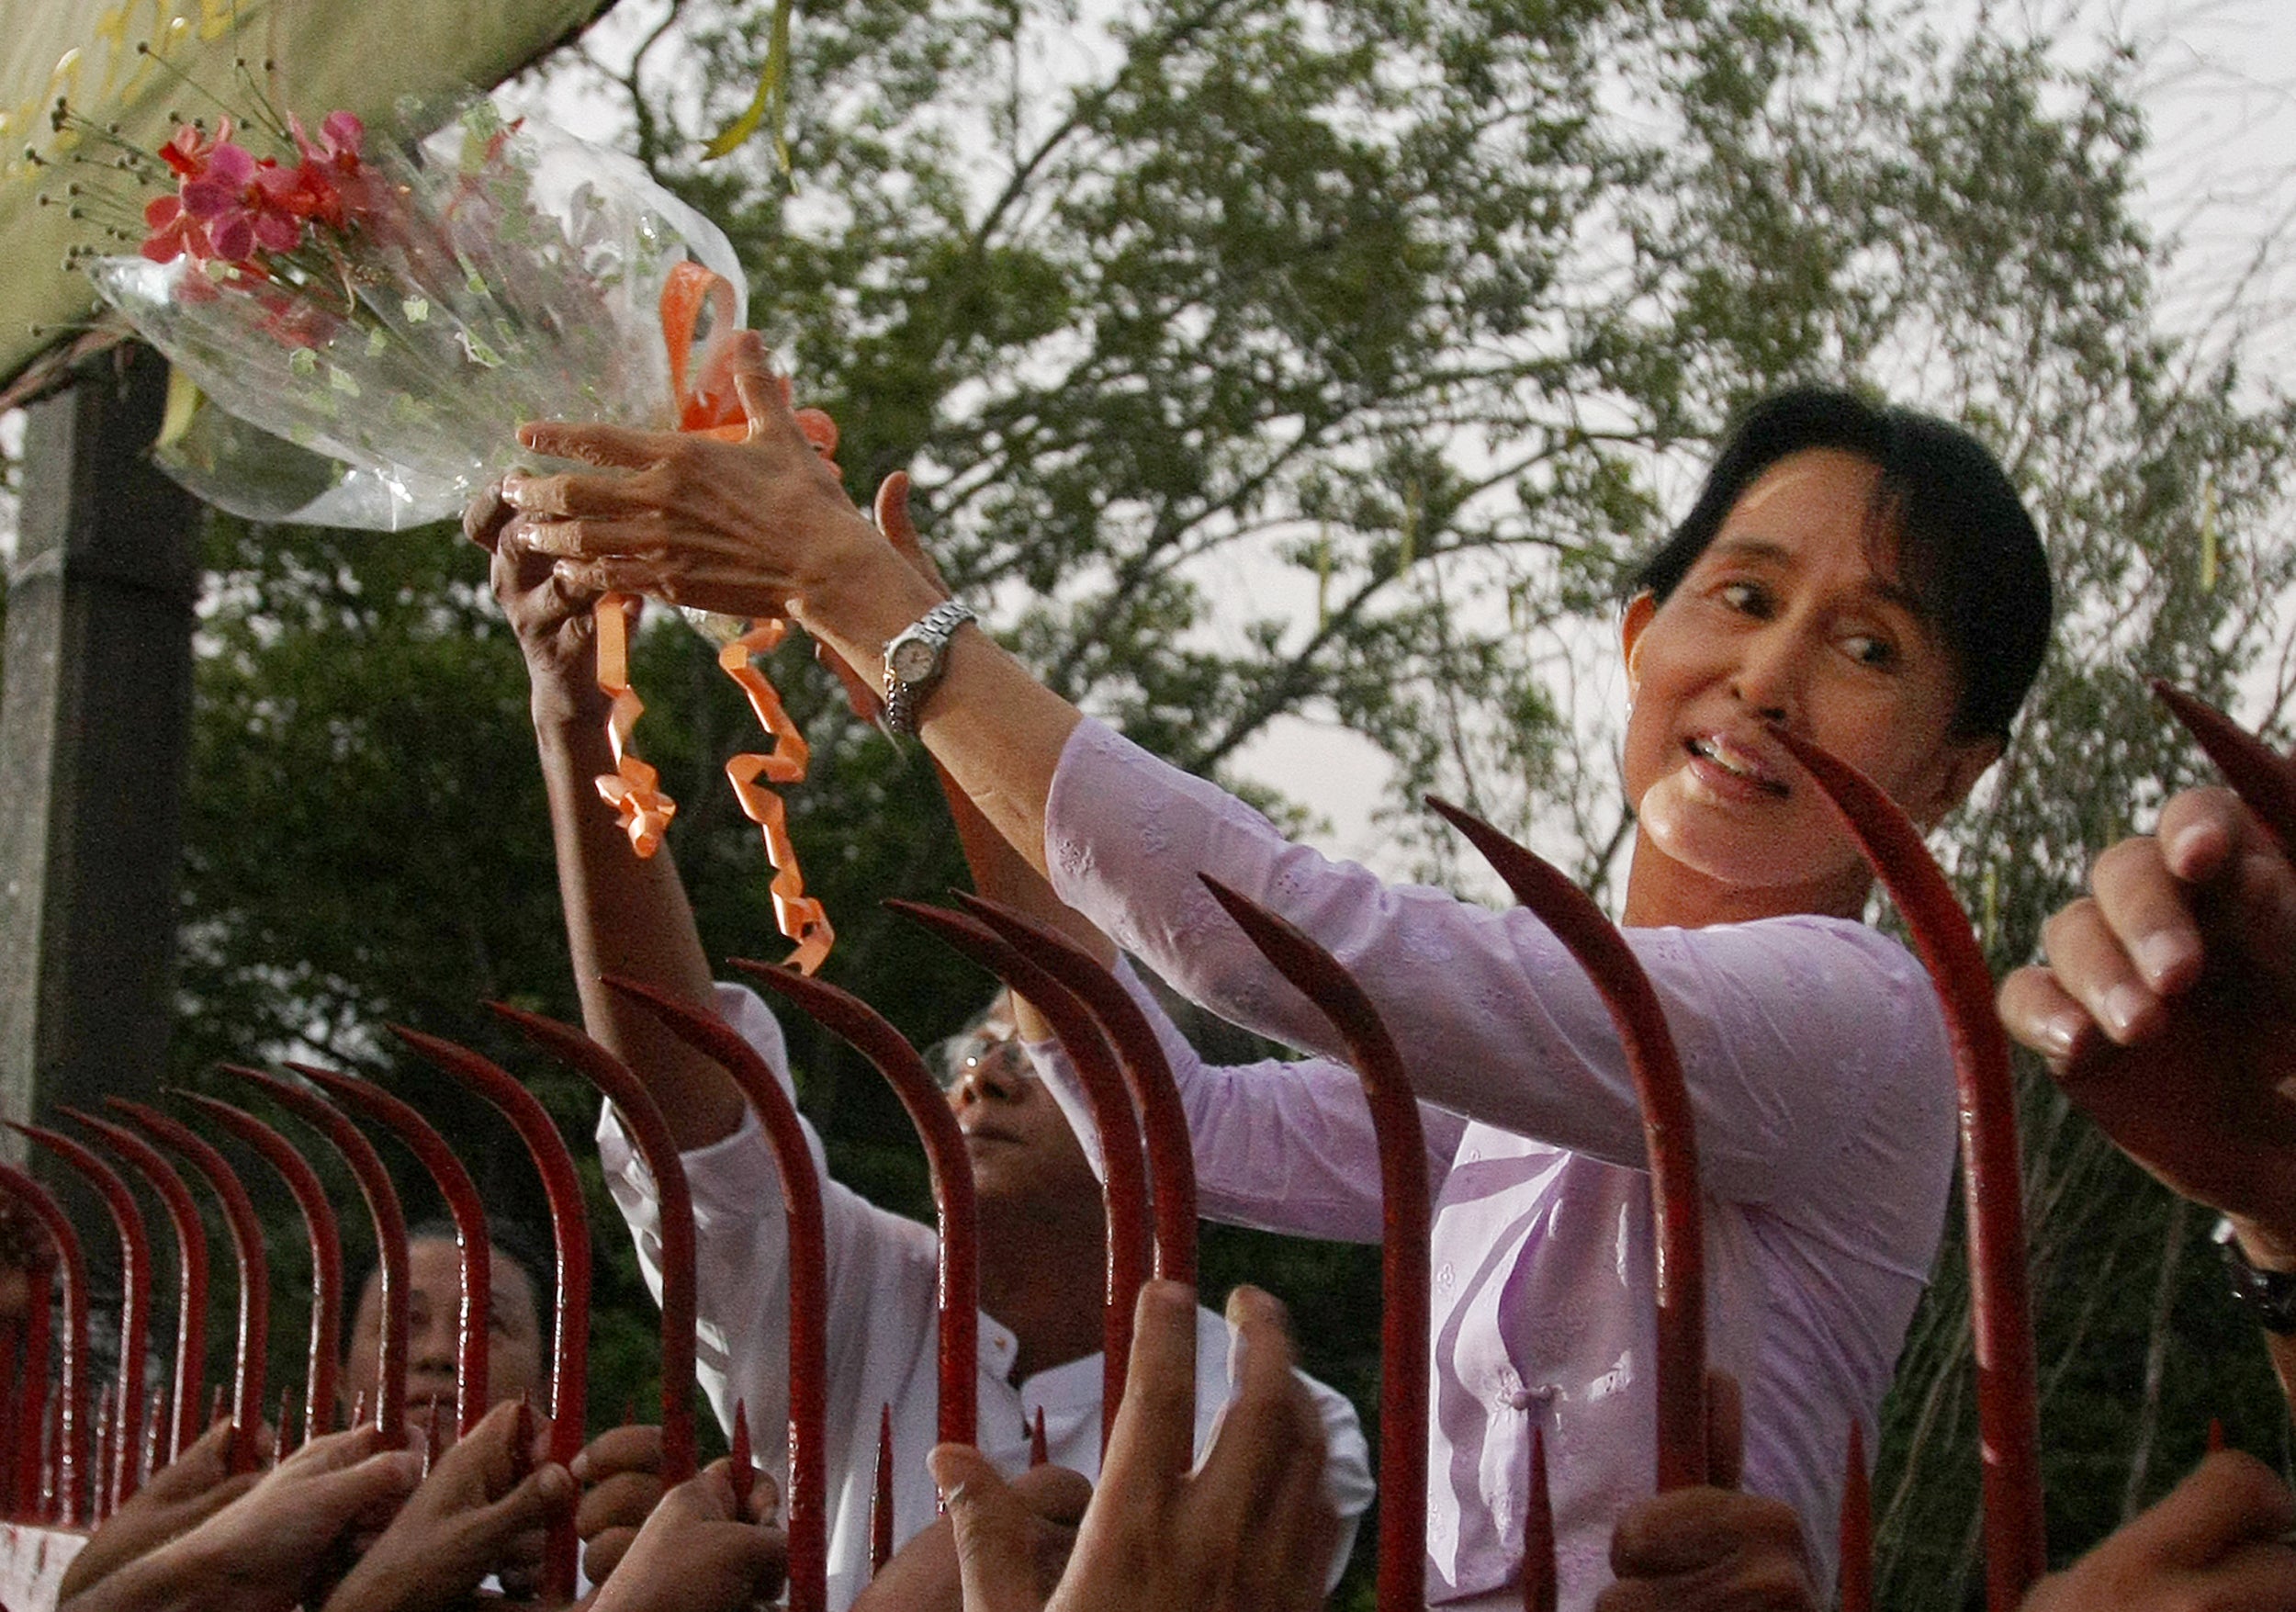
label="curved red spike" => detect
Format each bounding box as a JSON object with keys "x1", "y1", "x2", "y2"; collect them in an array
[
  {"x1": 2153, "y1": 682, "x2": 2296, "y2": 851},
  {"x1": 14, "y1": 1122, "x2": 151, "y2": 1506},
  {"x1": 599, "y1": 980, "x2": 822, "y2": 1612},
  {"x1": 388, "y1": 1026, "x2": 588, "y2": 1603},
  {"x1": 1424, "y1": 795, "x2": 1707, "y2": 1489},
  {"x1": 725, "y1": 961, "x2": 978, "y2": 1449},
  {"x1": 1523, "y1": 1425, "x2": 1555, "y2": 1612},
  {"x1": 175, "y1": 1092, "x2": 343, "y2": 1445},
  {"x1": 1769, "y1": 725, "x2": 2043, "y2": 1609},
  {"x1": 284, "y1": 1064, "x2": 491, "y2": 1438},
  {"x1": 1029, "y1": 1404, "x2": 1047, "y2": 1468},
  {"x1": 1193, "y1": 876, "x2": 1430, "y2": 1612},
  {"x1": 61, "y1": 1107, "x2": 211, "y2": 1467},
  {"x1": 487, "y1": 1002, "x2": 698, "y2": 1479},
  {"x1": 886, "y1": 900, "x2": 1149, "y2": 1448},
  {"x1": 0, "y1": 1167, "x2": 88, "y2": 1522},
  {"x1": 217, "y1": 1065, "x2": 410, "y2": 1446},
  {"x1": 2208, "y1": 1415, "x2": 2228, "y2": 1453},
  {"x1": 948, "y1": 893, "x2": 1199, "y2": 1286},
  {"x1": 729, "y1": 1397, "x2": 755, "y2": 1516},
  {"x1": 112, "y1": 1100, "x2": 269, "y2": 1475},
  {"x1": 141, "y1": 1381, "x2": 165, "y2": 1488},
  {"x1": 12, "y1": 1268, "x2": 51, "y2": 1516},
  {"x1": 871, "y1": 1401, "x2": 895, "y2": 1575},
  {"x1": 1840, "y1": 1419, "x2": 1873, "y2": 1612}
]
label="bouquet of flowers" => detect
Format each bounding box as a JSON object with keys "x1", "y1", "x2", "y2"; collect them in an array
[{"x1": 57, "y1": 85, "x2": 834, "y2": 971}]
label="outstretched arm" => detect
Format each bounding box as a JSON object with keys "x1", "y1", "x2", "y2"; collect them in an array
[{"x1": 467, "y1": 488, "x2": 744, "y2": 1150}]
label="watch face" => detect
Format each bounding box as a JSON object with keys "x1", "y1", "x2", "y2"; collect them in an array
[{"x1": 889, "y1": 637, "x2": 940, "y2": 682}]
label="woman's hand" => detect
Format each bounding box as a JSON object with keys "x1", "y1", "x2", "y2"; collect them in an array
[
  {"x1": 321, "y1": 1399, "x2": 573, "y2": 1612},
  {"x1": 850, "y1": 1463, "x2": 1090, "y2": 1612},
  {"x1": 466, "y1": 480, "x2": 627, "y2": 729},
  {"x1": 938, "y1": 1282, "x2": 1338, "y2": 1612},
  {"x1": 571, "y1": 1423, "x2": 668, "y2": 1587},
  {"x1": 60, "y1": 1417, "x2": 269, "y2": 1601},
  {"x1": 585, "y1": 1459, "x2": 786, "y2": 1612},
  {"x1": 1998, "y1": 783, "x2": 2296, "y2": 1261},
  {"x1": 509, "y1": 335, "x2": 924, "y2": 636},
  {"x1": 2020, "y1": 1451, "x2": 2296, "y2": 1611}
]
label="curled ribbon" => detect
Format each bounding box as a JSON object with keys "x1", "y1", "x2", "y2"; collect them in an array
[{"x1": 589, "y1": 261, "x2": 838, "y2": 970}]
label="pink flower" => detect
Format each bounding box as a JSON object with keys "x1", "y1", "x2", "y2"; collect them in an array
[
  {"x1": 140, "y1": 193, "x2": 212, "y2": 264},
  {"x1": 181, "y1": 141, "x2": 302, "y2": 262},
  {"x1": 290, "y1": 110, "x2": 364, "y2": 169},
  {"x1": 157, "y1": 118, "x2": 231, "y2": 180}
]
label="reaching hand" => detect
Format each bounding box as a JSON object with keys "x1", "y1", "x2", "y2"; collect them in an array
[
  {"x1": 2021, "y1": 1451, "x2": 2296, "y2": 1610},
  {"x1": 813, "y1": 470, "x2": 956, "y2": 721},
  {"x1": 60, "y1": 1417, "x2": 269, "y2": 1601},
  {"x1": 938, "y1": 1281, "x2": 1338, "y2": 1612},
  {"x1": 850, "y1": 1463, "x2": 1091, "y2": 1612},
  {"x1": 321, "y1": 1398, "x2": 573, "y2": 1612},
  {"x1": 1595, "y1": 1374, "x2": 1818, "y2": 1611},
  {"x1": 572, "y1": 1423, "x2": 668, "y2": 1587},
  {"x1": 1998, "y1": 784, "x2": 2296, "y2": 1261},
  {"x1": 585, "y1": 1458, "x2": 786, "y2": 1612},
  {"x1": 466, "y1": 479, "x2": 629, "y2": 727},
  {"x1": 62, "y1": 1425, "x2": 421, "y2": 1612}
]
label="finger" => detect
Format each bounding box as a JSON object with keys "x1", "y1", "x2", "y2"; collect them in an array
[
  {"x1": 1608, "y1": 1487, "x2": 1808, "y2": 1579},
  {"x1": 2089, "y1": 836, "x2": 2206, "y2": 996},
  {"x1": 1998, "y1": 965, "x2": 2098, "y2": 1067},
  {"x1": 275, "y1": 1422, "x2": 391, "y2": 1476},
  {"x1": 144, "y1": 1415, "x2": 240, "y2": 1493},
  {"x1": 518, "y1": 420, "x2": 673, "y2": 470},
  {"x1": 300, "y1": 1448, "x2": 425, "y2": 1524},
  {"x1": 1705, "y1": 1370, "x2": 1744, "y2": 1492},
  {"x1": 932, "y1": 1444, "x2": 1042, "y2": 1612},
  {"x1": 513, "y1": 518, "x2": 669, "y2": 562},
  {"x1": 1006, "y1": 1461, "x2": 1094, "y2": 1530},
  {"x1": 2177, "y1": 1538, "x2": 2296, "y2": 1610},
  {"x1": 503, "y1": 469, "x2": 654, "y2": 522},
  {"x1": 582, "y1": 1524, "x2": 637, "y2": 1586},
  {"x1": 2040, "y1": 896, "x2": 2166, "y2": 1045},
  {"x1": 1097, "y1": 1279, "x2": 1203, "y2": 1501},
  {"x1": 728, "y1": 332, "x2": 787, "y2": 433},
  {"x1": 2113, "y1": 1450, "x2": 2296, "y2": 1571},
  {"x1": 571, "y1": 1423, "x2": 665, "y2": 1483},
  {"x1": 475, "y1": 1462, "x2": 579, "y2": 1546},
  {"x1": 464, "y1": 480, "x2": 512, "y2": 552},
  {"x1": 577, "y1": 1470, "x2": 667, "y2": 1538},
  {"x1": 2157, "y1": 785, "x2": 2256, "y2": 885},
  {"x1": 872, "y1": 470, "x2": 953, "y2": 595}
]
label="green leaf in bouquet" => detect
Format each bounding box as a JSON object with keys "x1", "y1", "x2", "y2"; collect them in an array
[
  {"x1": 329, "y1": 366, "x2": 361, "y2": 398},
  {"x1": 289, "y1": 348, "x2": 318, "y2": 378},
  {"x1": 401, "y1": 296, "x2": 431, "y2": 323}
]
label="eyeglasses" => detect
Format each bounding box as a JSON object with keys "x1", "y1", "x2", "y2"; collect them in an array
[{"x1": 939, "y1": 1034, "x2": 1036, "y2": 1093}]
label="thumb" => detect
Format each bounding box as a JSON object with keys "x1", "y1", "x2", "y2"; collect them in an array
[
  {"x1": 932, "y1": 1444, "x2": 1046, "y2": 1612},
  {"x1": 478, "y1": 1461, "x2": 578, "y2": 1539},
  {"x1": 1704, "y1": 1370, "x2": 1743, "y2": 1492},
  {"x1": 2116, "y1": 1450, "x2": 2296, "y2": 1571},
  {"x1": 872, "y1": 470, "x2": 952, "y2": 594}
]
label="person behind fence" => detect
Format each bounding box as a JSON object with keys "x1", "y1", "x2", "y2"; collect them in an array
[
  {"x1": 501, "y1": 369, "x2": 2050, "y2": 1609},
  {"x1": 464, "y1": 485, "x2": 1374, "y2": 1612}
]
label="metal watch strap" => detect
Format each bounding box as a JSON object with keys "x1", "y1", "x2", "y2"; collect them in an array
[
  {"x1": 882, "y1": 601, "x2": 977, "y2": 737},
  {"x1": 2215, "y1": 1216, "x2": 2296, "y2": 1336}
]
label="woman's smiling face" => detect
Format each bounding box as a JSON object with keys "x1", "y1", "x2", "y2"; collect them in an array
[{"x1": 1619, "y1": 447, "x2": 1999, "y2": 925}]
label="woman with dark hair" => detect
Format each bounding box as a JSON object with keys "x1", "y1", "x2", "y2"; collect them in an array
[{"x1": 501, "y1": 362, "x2": 2051, "y2": 1610}]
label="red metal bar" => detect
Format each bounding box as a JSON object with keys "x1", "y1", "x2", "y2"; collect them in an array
[
  {"x1": 1, "y1": 1320, "x2": 18, "y2": 1518},
  {"x1": 2208, "y1": 1416, "x2": 2228, "y2": 1454},
  {"x1": 2153, "y1": 682, "x2": 2296, "y2": 851},
  {"x1": 283, "y1": 1064, "x2": 491, "y2": 1438},
  {"x1": 1840, "y1": 1419, "x2": 1872, "y2": 1612},
  {"x1": 388, "y1": 1026, "x2": 589, "y2": 1604},
  {"x1": 1029, "y1": 1405, "x2": 1046, "y2": 1468},
  {"x1": 1770, "y1": 726, "x2": 2043, "y2": 1610},
  {"x1": 726, "y1": 959, "x2": 979, "y2": 1449},
  {"x1": 217, "y1": 1065, "x2": 411, "y2": 1447},
  {"x1": 176, "y1": 1093, "x2": 343, "y2": 1447},
  {"x1": 886, "y1": 900, "x2": 1150, "y2": 1447},
  {"x1": 0, "y1": 1167, "x2": 87, "y2": 1523},
  {"x1": 729, "y1": 1397, "x2": 755, "y2": 1516},
  {"x1": 950, "y1": 893, "x2": 1199, "y2": 1286},
  {"x1": 1424, "y1": 796, "x2": 1708, "y2": 1489},
  {"x1": 1523, "y1": 1426, "x2": 1554, "y2": 1612},
  {"x1": 15, "y1": 1267, "x2": 51, "y2": 1516},
  {"x1": 91, "y1": 1382, "x2": 114, "y2": 1522},
  {"x1": 600, "y1": 978, "x2": 824, "y2": 1612},
  {"x1": 1194, "y1": 876, "x2": 1431, "y2": 1612},
  {"x1": 14, "y1": 1122, "x2": 151, "y2": 1507},
  {"x1": 488, "y1": 1003, "x2": 698, "y2": 1480},
  {"x1": 112, "y1": 1101, "x2": 268, "y2": 1474},
  {"x1": 871, "y1": 1401, "x2": 895, "y2": 1575},
  {"x1": 60, "y1": 1108, "x2": 211, "y2": 1467}
]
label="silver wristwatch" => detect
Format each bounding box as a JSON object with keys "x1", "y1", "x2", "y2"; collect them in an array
[{"x1": 882, "y1": 601, "x2": 977, "y2": 736}]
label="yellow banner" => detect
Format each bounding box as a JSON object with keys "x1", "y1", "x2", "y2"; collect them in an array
[{"x1": 0, "y1": 0, "x2": 613, "y2": 389}]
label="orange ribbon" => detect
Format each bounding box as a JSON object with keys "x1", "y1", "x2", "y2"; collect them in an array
[{"x1": 589, "y1": 262, "x2": 838, "y2": 971}]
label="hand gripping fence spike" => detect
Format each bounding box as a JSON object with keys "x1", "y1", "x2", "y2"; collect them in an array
[
  {"x1": 283, "y1": 1064, "x2": 491, "y2": 1438},
  {"x1": 1194, "y1": 876, "x2": 1432, "y2": 1612},
  {"x1": 486, "y1": 1001, "x2": 699, "y2": 1482},
  {"x1": 1768, "y1": 726, "x2": 2044, "y2": 1609},
  {"x1": 949, "y1": 892, "x2": 1199, "y2": 1286},
  {"x1": 219, "y1": 1066, "x2": 411, "y2": 1448},
  {"x1": 2152, "y1": 682, "x2": 2296, "y2": 851},
  {"x1": 887, "y1": 901, "x2": 1151, "y2": 1447},
  {"x1": 0, "y1": 1167, "x2": 87, "y2": 1522},
  {"x1": 13, "y1": 1122, "x2": 151, "y2": 1509},
  {"x1": 60, "y1": 1108, "x2": 211, "y2": 1467},
  {"x1": 387, "y1": 1026, "x2": 589, "y2": 1605},
  {"x1": 110, "y1": 1101, "x2": 268, "y2": 1474},
  {"x1": 1424, "y1": 796, "x2": 1708, "y2": 1490},
  {"x1": 726, "y1": 960, "x2": 978, "y2": 1450},
  {"x1": 598, "y1": 977, "x2": 825, "y2": 1612},
  {"x1": 174, "y1": 1093, "x2": 342, "y2": 1447},
  {"x1": 1840, "y1": 1419, "x2": 1874, "y2": 1612}
]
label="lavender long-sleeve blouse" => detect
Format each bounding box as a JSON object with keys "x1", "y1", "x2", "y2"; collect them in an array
[{"x1": 1038, "y1": 716, "x2": 1958, "y2": 1611}]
